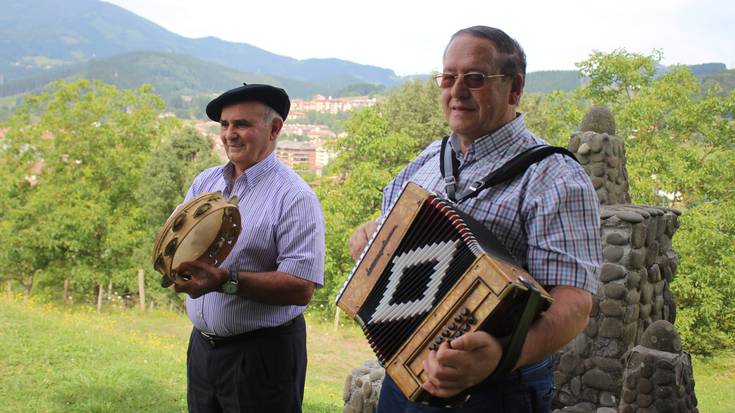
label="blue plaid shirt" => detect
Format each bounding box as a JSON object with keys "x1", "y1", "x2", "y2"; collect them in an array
[{"x1": 382, "y1": 115, "x2": 600, "y2": 293}]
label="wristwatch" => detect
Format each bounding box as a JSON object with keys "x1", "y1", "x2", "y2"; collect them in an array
[{"x1": 221, "y1": 269, "x2": 239, "y2": 294}]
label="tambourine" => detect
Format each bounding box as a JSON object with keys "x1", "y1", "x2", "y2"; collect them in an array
[{"x1": 152, "y1": 191, "x2": 242, "y2": 287}]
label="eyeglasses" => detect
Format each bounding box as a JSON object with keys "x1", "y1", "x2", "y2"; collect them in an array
[{"x1": 433, "y1": 72, "x2": 507, "y2": 89}]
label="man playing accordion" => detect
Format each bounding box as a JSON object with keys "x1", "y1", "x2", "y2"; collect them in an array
[{"x1": 349, "y1": 26, "x2": 601, "y2": 413}]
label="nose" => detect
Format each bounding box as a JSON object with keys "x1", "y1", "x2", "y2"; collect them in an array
[
  {"x1": 450, "y1": 74, "x2": 469, "y2": 100},
  {"x1": 222, "y1": 125, "x2": 237, "y2": 140}
]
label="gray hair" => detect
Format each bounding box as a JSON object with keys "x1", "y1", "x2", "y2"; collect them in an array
[
  {"x1": 262, "y1": 105, "x2": 283, "y2": 125},
  {"x1": 447, "y1": 26, "x2": 526, "y2": 78}
]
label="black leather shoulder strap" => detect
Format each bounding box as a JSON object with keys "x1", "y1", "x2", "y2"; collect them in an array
[{"x1": 454, "y1": 145, "x2": 578, "y2": 204}]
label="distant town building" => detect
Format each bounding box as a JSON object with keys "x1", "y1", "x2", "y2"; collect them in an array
[
  {"x1": 281, "y1": 123, "x2": 336, "y2": 140},
  {"x1": 188, "y1": 119, "x2": 338, "y2": 175},
  {"x1": 291, "y1": 95, "x2": 376, "y2": 114},
  {"x1": 276, "y1": 140, "x2": 336, "y2": 176}
]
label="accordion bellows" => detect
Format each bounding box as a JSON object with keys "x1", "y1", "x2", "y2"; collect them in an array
[{"x1": 336, "y1": 183, "x2": 553, "y2": 402}]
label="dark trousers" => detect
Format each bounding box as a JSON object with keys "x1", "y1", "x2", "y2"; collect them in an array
[
  {"x1": 377, "y1": 357, "x2": 554, "y2": 413},
  {"x1": 186, "y1": 315, "x2": 307, "y2": 413}
]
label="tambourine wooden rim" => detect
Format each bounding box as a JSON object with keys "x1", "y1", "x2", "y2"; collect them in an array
[{"x1": 152, "y1": 191, "x2": 241, "y2": 287}]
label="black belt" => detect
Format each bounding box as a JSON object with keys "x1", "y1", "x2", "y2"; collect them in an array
[{"x1": 196, "y1": 315, "x2": 300, "y2": 348}]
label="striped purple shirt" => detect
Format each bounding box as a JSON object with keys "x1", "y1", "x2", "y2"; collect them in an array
[
  {"x1": 382, "y1": 115, "x2": 601, "y2": 293},
  {"x1": 182, "y1": 152, "x2": 325, "y2": 335}
]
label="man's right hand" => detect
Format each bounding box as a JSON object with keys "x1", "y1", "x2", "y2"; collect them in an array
[
  {"x1": 348, "y1": 220, "x2": 379, "y2": 261},
  {"x1": 173, "y1": 261, "x2": 228, "y2": 299}
]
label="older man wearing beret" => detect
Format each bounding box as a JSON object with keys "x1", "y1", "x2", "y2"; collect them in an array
[{"x1": 173, "y1": 83, "x2": 325, "y2": 413}]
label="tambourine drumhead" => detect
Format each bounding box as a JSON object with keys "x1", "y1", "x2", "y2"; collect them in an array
[{"x1": 152, "y1": 191, "x2": 241, "y2": 287}]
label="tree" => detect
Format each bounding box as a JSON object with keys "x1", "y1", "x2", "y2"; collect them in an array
[
  {"x1": 576, "y1": 50, "x2": 735, "y2": 353},
  {"x1": 133, "y1": 125, "x2": 221, "y2": 305},
  {"x1": 576, "y1": 49, "x2": 662, "y2": 105},
  {"x1": 311, "y1": 78, "x2": 447, "y2": 312},
  {"x1": 0, "y1": 80, "x2": 171, "y2": 302},
  {"x1": 520, "y1": 90, "x2": 586, "y2": 146}
]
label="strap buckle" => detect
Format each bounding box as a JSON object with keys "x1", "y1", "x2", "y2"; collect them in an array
[
  {"x1": 468, "y1": 180, "x2": 484, "y2": 193},
  {"x1": 444, "y1": 176, "x2": 457, "y2": 201}
]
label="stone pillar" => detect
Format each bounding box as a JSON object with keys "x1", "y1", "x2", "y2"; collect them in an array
[
  {"x1": 553, "y1": 106, "x2": 687, "y2": 411},
  {"x1": 342, "y1": 360, "x2": 384, "y2": 413},
  {"x1": 618, "y1": 320, "x2": 699, "y2": 413},
  {"x1": 568, "y1": 105, "x2": 631, "y2": 206}
]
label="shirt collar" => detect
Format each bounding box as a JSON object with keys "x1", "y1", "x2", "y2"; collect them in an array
[
  {"x1": 222, "y1": 152, "x2": 278, "y2": 189},
  {"x1": 449, "y1": 113, "x2": 527, "y2": 162}
]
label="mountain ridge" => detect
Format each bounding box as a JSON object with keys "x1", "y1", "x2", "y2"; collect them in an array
[{"x1": 0, "y1": 0, "x2": 401, "y2": 87}]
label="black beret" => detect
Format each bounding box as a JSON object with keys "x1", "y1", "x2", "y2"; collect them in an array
[{"x1": 206, "y1": 83, "x2": 290, "y2": 122}]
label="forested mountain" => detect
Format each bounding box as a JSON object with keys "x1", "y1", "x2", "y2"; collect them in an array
[
  {"x1": 0, "y1": 0, "x2": 731, "y2": 118},
  {"x1": 3, "y1": 51, "x2": 322, "y2": 97},
  {"x1": 703, "y1": 69, "x2": 735, "y2": 95},
  {"x1": 525, "y1": 70, "x2": 583, "y2": 93},
  {"x1": 676, "y1": 63, "x2": 727, "y2": 78},
  {"x1": 523, "y1": 64, "x2": 733, "y2": 94},
  {"x1": 0, "y1": 0, "x2": 402, "y2": 87}
]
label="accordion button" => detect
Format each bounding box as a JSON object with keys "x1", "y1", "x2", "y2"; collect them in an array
[
  {"x1": 454, "y1": 331, "x2": 463, "y2": 338},
  {"x1": 435, "y1": 337, "x2": 443, "y2": 345},
  {"x1": 460, "y1": 308, "x2": 470, "y2": 316},
  {"x1": 429, "y1": 344, "x2": 437, "y2": 351},
  {"x1": 461, "y1": 324, "x2": 469, "y2": 332},
  {"x1": 468, "y1": 316, "x2": 476, "y2": 325},
  {"x1": 448, "y1": 322, "x2": 457, "y2": 330},
  {"x1": 442, "y1": 330, "x2": 451, "y2": 337},
  {"x1": 454, "y1": 315, "x2": 463, "y2": 323}
]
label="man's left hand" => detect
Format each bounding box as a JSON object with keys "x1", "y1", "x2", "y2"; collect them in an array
[
  {"x1": 421, "y1": 331, "x2": 503, "y2": 398},
  {"x1": 172, "y1": 261, "x2": 228, "y2": 298}
]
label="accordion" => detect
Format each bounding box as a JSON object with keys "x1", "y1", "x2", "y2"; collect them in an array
[{"x1": 336, "y1": 182, "x2": 553, "y2": 402}]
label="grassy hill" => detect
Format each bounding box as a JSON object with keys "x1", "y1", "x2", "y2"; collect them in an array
[
  {"x1": 1, "y1": 297, "x2": 734, "y2": 412},
  {"x1": 0, "y1": 297, "x2": 374, "y2": 412}
]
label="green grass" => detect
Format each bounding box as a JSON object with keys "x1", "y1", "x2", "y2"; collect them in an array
[
  {"x1": 691, "y1": 353, "x2": 735, "y2": 413},
  {"x1": 0, "y1": 297, "x2": 373, "y2": 413},
  {"x1": 1, "y1": 297, "x2": 733, "y2": 412}
]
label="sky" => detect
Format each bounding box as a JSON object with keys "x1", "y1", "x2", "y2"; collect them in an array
[{"x1": 104, "y1": 0, "x2": 734, "y2": 76}]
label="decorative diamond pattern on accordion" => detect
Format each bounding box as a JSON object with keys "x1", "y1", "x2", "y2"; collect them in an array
[
  {"x1": 356, "y1": 197, "x2": 479, "y2": 363},
  {"x1": 336, "y1": 183, "x2": 552, "y2": 402}
]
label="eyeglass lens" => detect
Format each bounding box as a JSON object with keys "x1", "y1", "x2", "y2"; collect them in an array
[{"x1": 435, "y1": 73, "x2": 491, "y2": 89}]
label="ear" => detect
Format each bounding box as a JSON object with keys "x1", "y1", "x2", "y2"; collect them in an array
[
  {"x1": 269, "y1": 117, "x2": 284, "y2": 140},
  {"x1": 508, "y1": 73, "x2": 524, "y2": 106}
]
